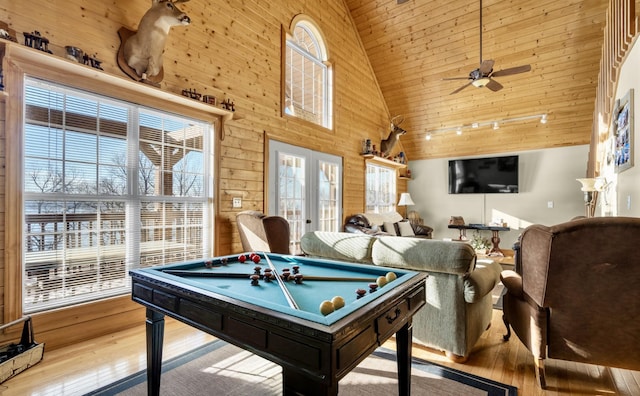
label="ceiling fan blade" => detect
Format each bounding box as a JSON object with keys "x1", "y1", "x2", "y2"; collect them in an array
[
  {"x1": 490, "y1": 64, "x2": 531, "y2": 78},
  {"x1": 450, "y1": 81, "x2": 474, "y2": 95},
  {"x1": 479, "y1": 59, "x2": 494, "y2": 75},
  {"x1": 485, "y1": 79, "x2": 503, "y2": 92}
]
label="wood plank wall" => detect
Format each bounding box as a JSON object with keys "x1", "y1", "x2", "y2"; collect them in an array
[
  {"x1": 591, "y1": 0, "x2": 637, "y2": 176},
  {"x1": 0, "y1": 0, "x2": 406, "y2": 347}
]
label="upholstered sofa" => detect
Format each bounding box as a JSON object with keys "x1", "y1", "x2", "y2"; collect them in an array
[
  {"x1": 501, "y1": 216, "x2": 640, "y2": 388},
  {"x1": 344, "y1": 211, "x2": 433, "y2": 239},
  {"x1": 301, "y1": 231, "x2": 502, "y2": 361}
]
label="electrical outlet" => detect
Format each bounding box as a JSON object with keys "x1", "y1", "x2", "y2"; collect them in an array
[{"x1": 232, "y1": 197, "x2": 242, "y2": 208}]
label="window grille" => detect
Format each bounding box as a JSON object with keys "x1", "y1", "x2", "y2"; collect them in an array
[
  {"x1": 284, "y1": 19, "x2": 333, "y2": 129},
  {"x1": 365, "y1": 164, "x2": 397, "y2": 214},
  {"x1": 22, "y1": 77, "x2": 213, "y2": 313}
]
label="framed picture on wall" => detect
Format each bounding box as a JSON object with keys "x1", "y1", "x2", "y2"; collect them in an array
[{"x1": 613, "y1": 89, "x2": 634, "y2": 173}]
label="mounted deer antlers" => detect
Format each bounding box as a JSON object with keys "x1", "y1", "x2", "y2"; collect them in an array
[
  {"x1": 380, "y1": 115, "x2": 407, "y2": 157},
  {"x1": 118, "y1": 0, "x2": 191, "y2": 83}
]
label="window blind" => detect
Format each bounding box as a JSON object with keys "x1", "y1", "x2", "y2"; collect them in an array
[{"x1": 23, "y1": 77, "x2": 213, "y2": 313}]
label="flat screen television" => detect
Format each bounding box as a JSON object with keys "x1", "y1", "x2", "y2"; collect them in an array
[{"x1": 448, "y1": 155, "x2": 519, "y2": 194}]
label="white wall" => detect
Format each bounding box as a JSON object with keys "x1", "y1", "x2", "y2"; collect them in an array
[
  {"x1": 600, "y1": 37, "x2": 640, "y2": 217},
  {"x1": 408, "y1": 145, "x2": 589, "y2": 246}
]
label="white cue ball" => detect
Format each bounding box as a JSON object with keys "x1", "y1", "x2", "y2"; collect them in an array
[
  {"x1": 376, "y1": 276, "x2": 388, "y2": 288},
  {"x1": 331, "y1": 296, "x2": 345, "y2": 310},
  {"x1": 319, "y1": 300, "x2": 335, "y2": 316},
  {"x1": 385, "y1": 272, "x2": 397, "y2": 283}
]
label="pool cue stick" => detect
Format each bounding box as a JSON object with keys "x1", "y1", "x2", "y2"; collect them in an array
[{"x1": 263, "y1": 252, "x2": 299, "y2": 310}]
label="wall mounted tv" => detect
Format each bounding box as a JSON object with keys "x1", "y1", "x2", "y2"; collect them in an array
[{"x1": 448, "y1": 155, "x2": 519, "y2": 194}]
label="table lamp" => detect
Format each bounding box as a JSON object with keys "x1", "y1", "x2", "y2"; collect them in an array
[{"x1": 397, "y1": 192, "x2": 415, "y2": 219}]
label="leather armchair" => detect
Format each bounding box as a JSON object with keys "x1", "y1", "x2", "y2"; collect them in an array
[
  {"x1": 236, "y1": 211, "x2": 291, "y2": 254},
  {"x1": 501, "y1": 216, "x2": 640, "y2": 388},
  {"x1": 344, "y1": 213, "x2": 433, "y2": 238}
]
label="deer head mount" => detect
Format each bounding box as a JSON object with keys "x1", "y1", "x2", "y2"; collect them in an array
[
  {"x1": 380, "y1": 115, "x2": 407, "y2": 157},
  {"x1": 118, "y1": 0, "x2": 191, "y2": 83}
]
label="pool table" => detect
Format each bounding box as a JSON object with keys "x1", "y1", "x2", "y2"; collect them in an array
[{"x1": 130, "y1": 252, "x2": 427, "y2": 396}]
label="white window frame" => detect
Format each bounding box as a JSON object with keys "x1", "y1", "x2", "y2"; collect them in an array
[
  {"x1": 283, "y1": 15, "x2": 333, "y2": 129},
  {"x1": 21, "y1": 77, "x2": 214, "y2": 313},
  {"x1": 365, "y1": 163, "x2": 397, "y2": 214}
]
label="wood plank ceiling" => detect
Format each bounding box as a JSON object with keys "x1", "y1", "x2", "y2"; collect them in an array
[{"x1": 345, "y1": 0, "x2": 609, "y2": 161}]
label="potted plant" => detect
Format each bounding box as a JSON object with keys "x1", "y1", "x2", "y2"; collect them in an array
[{"x1": 469, "y1": 231, "x2": 491, "y2": 255}]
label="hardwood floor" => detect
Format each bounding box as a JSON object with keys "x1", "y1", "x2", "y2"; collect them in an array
[{"x1": 0, "y1": 309, "x2": 638, "y2": 395}]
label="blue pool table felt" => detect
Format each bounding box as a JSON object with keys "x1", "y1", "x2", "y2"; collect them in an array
[{"x1": 137, "y1": 252, "x2": 420, "y2": 325}]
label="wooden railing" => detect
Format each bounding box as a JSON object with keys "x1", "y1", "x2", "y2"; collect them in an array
[
  {"x1": 590, "y1": 0, "x2": 638, "y2": 176},
  {"x1": 23, "y1": 212, "x2": 201, "y2": 307}
]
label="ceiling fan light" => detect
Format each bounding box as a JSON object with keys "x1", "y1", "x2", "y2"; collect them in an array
[
  {"x1": 540, "y1": 114, "x2": 548, "y2": 124},
  {"x1": 425, "y1": 132, "x2": 432, "y2": 141},
  {"x1": 493, "y1": 121, "x2": 499, "y2": 130},
  {"x1": 456, "y1": 128, "x2": 462, "y2": 135},
  {"x1": 471, "y1": 77, "x2": 491, "y2": 88}
]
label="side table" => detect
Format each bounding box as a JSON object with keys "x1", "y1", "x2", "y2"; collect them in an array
[{"x1": 447, "y1": 224, "x2": 511, "y2": 257}]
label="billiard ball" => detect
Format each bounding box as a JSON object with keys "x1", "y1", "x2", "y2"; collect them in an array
[
  {"x1": 385, "y1": 272, "x2": 397, "y2": 283},
  {"x1": 252, "y1": 254, "x2": 261, "y2": 263},
  {"x1": 319, "y1": 300, "x2": 335, "y2": 316},
  {"x1": 331, "y1": 296, "x2": 345, "y2": 310},
  {"x1": 238, "y1": 254, "x2": 247, "y2": 263},
  {"x1": 376, "y1": 276, "x2": 388, "y2": 288}
]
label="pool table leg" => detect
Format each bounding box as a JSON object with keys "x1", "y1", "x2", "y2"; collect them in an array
[
  {"x1": 146, "y1": 308, "x2": 165, "y2": 396},
  {"x1": 395, "y1": 321, "x2": 412, "y2": 396}
]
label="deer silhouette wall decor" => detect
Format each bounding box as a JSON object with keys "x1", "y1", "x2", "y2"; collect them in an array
[
  {"x1": 117, "y1": 0, "x2": 191, "y2": 84},
  {"x1": 380, "y1": 115, "x2": 407, "y2": 157}
]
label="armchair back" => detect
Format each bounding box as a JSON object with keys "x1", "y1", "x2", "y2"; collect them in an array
[{"x1": 503, "y1": 216, "x2": 640, "y2": 386}]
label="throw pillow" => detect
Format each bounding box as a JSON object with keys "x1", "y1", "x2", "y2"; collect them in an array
[
  {"x1": 383, "y1": 221, "x2": 398, "y2": 236},
  {"x1": 397, "y1": 221, "x2": 415, "y2": 237}
]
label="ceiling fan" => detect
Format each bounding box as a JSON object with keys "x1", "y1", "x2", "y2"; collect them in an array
[{"x1": 444, "y1": 0, "x2": 531, "y2": 95}]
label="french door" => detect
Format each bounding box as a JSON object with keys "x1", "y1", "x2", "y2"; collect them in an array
[{"x1": 268, "y1": 141, "x2": 342, "y2": 254}]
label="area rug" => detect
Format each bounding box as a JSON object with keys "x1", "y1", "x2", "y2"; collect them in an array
[{"x1": 86, "y1": 339, "x2": 516, "y2": 396}]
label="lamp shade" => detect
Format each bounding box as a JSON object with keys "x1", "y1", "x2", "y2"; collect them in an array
[
  {"x1": 576, "y1": 178, "x2": 606, "y2": 192},
  {"x1": 397, "y1": 192, "x2": 415, "y2": 206}
]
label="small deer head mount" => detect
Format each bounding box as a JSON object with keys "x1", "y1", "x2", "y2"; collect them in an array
[
  {"x1": 380, "y1": 115, "x2": 407, "y2": 157},
  {"x1": 122, "y1": 0, "x2": 191, "y2": 81}
]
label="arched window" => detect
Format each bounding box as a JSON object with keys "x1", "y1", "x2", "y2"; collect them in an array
[{"x1": 284, "y1": 16, "x2": 333, "y2": 129}]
